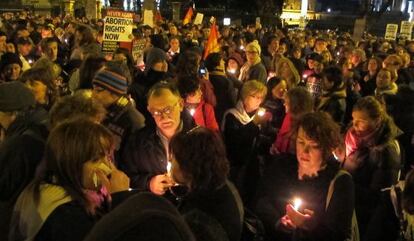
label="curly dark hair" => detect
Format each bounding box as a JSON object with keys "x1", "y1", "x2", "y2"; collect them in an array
[
  {"x1": 169, "y1": 127, "x2": 229, "y2": 193},
  {"x1": 296, "y1": 111, "x2": 342, "y2": 161}
]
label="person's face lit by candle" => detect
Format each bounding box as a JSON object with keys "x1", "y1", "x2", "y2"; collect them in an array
[
  {"x1": 227, "y1": 58, "x2": 239, "y2": 73},
  {"x1": 271, "y1": 80, "x2": 288, "y2": 100},
  {"x1": 296, "y1": 127, "x2": 324, "y2": 179}
]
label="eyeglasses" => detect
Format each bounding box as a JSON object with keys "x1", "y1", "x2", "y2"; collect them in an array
[
  {"x1": 149, "y1": 102, "x2": 179, "y2": 118},
  {"x1": 93, "y1": 86, "x2": 106, "y2": 93}
]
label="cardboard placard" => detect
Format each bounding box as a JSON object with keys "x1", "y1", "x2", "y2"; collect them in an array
[
  {"x1": 400, "y1": 21, "x2": 413, "y2": 40},
  {"x1": 385, "y1": 24, "x2": 398, "y2": 41},
  {"x1": 143, "y1": 9, "x2": 154, "y2": 28},
  {"x1": 102, "y1": 10, "x2": 134, "y2": 54},
  {"x1": 194, "y1": 13, "x2": 204, "y2": 25},
  {"x1": 132, "y1": 39, "x2": 147, "y2": 66},
  {"x1": 352, "y1": 18, "x2": 366, "y2": 42}
]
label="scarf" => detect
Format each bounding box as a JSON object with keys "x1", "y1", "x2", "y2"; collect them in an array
[
  {"x1": 221, "y1": 100, "x2": 254, "y2": 130},
  {"x1": 238, "y1": 57, "x2": 262, "y2": 82},
  {"x1": 9, "y1": 184, "x2": 72, "y2": 241},
  {"x1": 9, "y1": 183, "x2": 109, "y2": 241},
  {"x1": 375, "y1": 82, "x2": 398, "y2": 96}
]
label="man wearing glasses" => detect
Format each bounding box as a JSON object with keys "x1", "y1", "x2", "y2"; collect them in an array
[{"x1": 121, "y1": 81, "x2": 195, "y2": 195}]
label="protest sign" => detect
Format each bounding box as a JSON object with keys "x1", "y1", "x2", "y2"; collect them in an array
[
  {"x1": 132, "y1": 39, "x2": 146, "y2": 67},
  {"x1": 102, "y1": 10, "x2": 134, "y2": 54},
  {"x1": 194, "y1": 13, "x2": 204, "y2": 25},
  {"x1": 385, "y1": 24, "x2": 398, "y2": 41},
  {"x1": 144, "y1": 9, "x2": 154, "y2": 27},
  {"x1": 352, "y1": 18, "x2": 366, "y2": 41},
  {"x1": 400, "y1": 21, "x2": 413, "y2": 40}
]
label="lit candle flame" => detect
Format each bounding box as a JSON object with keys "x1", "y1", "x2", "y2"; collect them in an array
[
  {"x1": 167, "y1": 161, "x2": 171, "y2": 173},
  {"x1": 258, "y1": 109, "x2": 265, "y2": 117},
  {"x1": 302, "y1": 74, "x2": 308, "y2": 79},
  {"x1": 189, "y1": 108, "x2": 195, "y2": 116},
  {"x1": 228, "y1": 69, "x2": 236, "y2": 74},
  {"x1": 293, "y1": 198, "x2": 302, "y2": 211}
]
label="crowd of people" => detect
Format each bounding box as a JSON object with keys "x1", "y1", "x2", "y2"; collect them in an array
[{"x1": 1, "y1": 9, "x2": 414, "y2": 241}]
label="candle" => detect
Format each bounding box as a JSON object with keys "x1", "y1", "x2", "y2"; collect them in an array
[
  {"x1": 189, "y1": 108, "x2": 195, "y2": 116},
  {"x1": 257, "y1": 109, "x2": 266, "y2": 117},
  {"x1": 167, "y1": 161, "x2": 172, "y2": 173},
  {"x1": 228, "y1": 69, "x2": 236, "y2": 74},
  {"x1": 293, "y1": 198, "x2": 302, "y2": 211}
]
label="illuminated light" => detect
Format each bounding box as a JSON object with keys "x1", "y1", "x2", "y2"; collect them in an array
[
  {"x1": 167, "y1": 161, "x2": 172, "y2": 173},
  {"x1": 327, "y1": 8, "x2": 331, "y2": 13},
  {"x1": 240, "y1": 45, "x2": 245, "y2": 50},
  {"x1": 258, "y1": 108, "x2": 266, "y2": 117},
  {"x1": 302, "y1": 74, "x2": 308, "y2": 79},
  {"x1": 301, "y1": 0, "x2": 308, "y2": 17},
  {"x1": 223, "y1": 18, "x2": 231, "y2": 26},
  {"x1": 189, "y1": 108, "x2": 196, "y2": 116},
  {"x1": 293, "y1": 198, "x2": 302, "y2": 211},
  {"x1": 337, "y1": 51, "x2": 340, "y2": 56},
  {"x1": 228, "y1": 69, "x2": 236, "y2": 74},
  {"x1": 28, "y1": 59, "x2": 33, "y2": 64}
]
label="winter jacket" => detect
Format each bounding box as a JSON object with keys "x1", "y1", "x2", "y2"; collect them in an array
[
  {"x1": 121, "y1": 111, "x2": 195, "y2": 190},
  {"x1": 344, "y1": 118, "x2": 401, "y2": 236},
  {"x1": 317, "y1": 86, "x2": 347, "y2": 126},
  {"x1": 208, "y1": 72, "x2": 237, "y2": 124},
  {"x1": 254, "y1": 155, "x2": 355, "y2": 241}
]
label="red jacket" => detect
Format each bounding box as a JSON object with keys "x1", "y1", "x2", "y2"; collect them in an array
[{"x1": 190, "y1": 101, "x2": 219, "y2": 131}]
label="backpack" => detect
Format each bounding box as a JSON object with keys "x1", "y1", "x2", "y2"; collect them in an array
[{"x1": 326, "y1": 170, "x2": 360, "y2": 241}]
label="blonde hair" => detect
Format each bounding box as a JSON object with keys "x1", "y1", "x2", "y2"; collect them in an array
[
  {"x1": 240, "y1": 80, "x2": 267, "y2": 100},
  {"x1": 275, "y1": 57, "x2": 300, "y2": 87}
]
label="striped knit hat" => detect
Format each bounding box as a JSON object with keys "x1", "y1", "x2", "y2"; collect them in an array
[{"x1": 93, "y1": 69, "x2": 128, "y2": 95}]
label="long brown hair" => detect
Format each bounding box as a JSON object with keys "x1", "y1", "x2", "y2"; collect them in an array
[{"x1": 33, "y1": 118, "x2": 114, "y2": 214}]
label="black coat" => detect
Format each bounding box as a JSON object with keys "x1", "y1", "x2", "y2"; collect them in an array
[
  {"x1": 344, "y1": 119, "x2": 401, "y2": 237},
  {"x1": 254, "y1": 155, "x2": 355, "y2": 241},
  {"x1": 209, "y1": 73, "x2": 237, "y2": 125},
  {"x1": 179, "y1": 181, "x2": 243, "y2": 241},
  {"x1": 0, "y1": 111, "x2": 48, "y2": 241},
  {"x1": 121, "y1": 111, "x2": 195, "y2": 190},
  {"x1": 223, "y1": 113, "x2": 260, "y2": 206},
  {"x1": 34, "y1": 190, "x2": 138, "y2": 241}
]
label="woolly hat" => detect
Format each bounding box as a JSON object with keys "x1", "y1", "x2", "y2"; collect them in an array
[
  {"x1": 0, "y1": 53, "x2": 23, "y2": 71},
  {"x1": 228, "y1": 52, "x2": 244, "y2": 67},
  {"x1": 145, "y1": 47, "x2": 167, "y2": 70},
  {"x1": 246, "y1": 40, "x2": 261, "y2": 55},
  {"x1": 93, "y1": 69, "x2": 128, "y2": 95},
  {"x1": 0, "y1": 81, "x2": 35, "y2": 112}
]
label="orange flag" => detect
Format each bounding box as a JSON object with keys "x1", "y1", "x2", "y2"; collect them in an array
[
  {"x1": 183, "y1": 7, "x2": 193, "y2": 25},
  {"x1": 203, "y1": 20, "x2": 220, "y2": 59}
]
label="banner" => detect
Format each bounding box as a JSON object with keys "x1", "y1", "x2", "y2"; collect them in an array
[
  {"x1": 385, "y1": 24, "x2": 398, "y2": 41},
  {"x1": 400, "y1": 21, "x2": 413, "y2": 40},
  {"x1": 102, "y1": 10, "x2": 134, "y2": 54}
]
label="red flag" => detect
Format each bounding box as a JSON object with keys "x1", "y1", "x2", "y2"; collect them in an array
[
  {"x1": 183, "y1": 7, "x2": 193, "y2": 25},
  {"x1": 203, "y1": 21, "x2": 220, "y2": 59}
]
